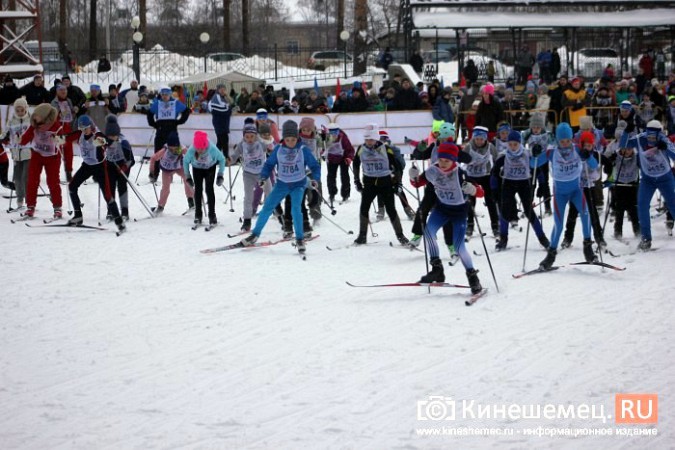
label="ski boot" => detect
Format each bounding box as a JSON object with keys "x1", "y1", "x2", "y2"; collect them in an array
[
  {"x1": 396, "y1": 234, "x2": 409, "y2": 245},
  {"x1": 466, "y1": 268, "x2": 482, "y2": 294},
  {"x1": 404, "y1": 206, "x2": 416, "y2": 220},
  {"x1": 465, "y1": 223, "x2": 475, "y2": 237},
  {"x1": 495, "y1": 236, "x2": 508, "y2": 251},
  {"x1": 353, "y1": 234, "x2": 367, "y2": 245},
  {"x1": 24, "y1": 206, "x2": 35, "y2": 218},
  {"x1": 596, "y1": 237, "x2": 608, "y2": 251},
  {"x1": 209, "y1": 215, "x2": 217, "y2": 226},
  {"x1": 408, "y1": 234, "x2": 422, "y2": 248},
  {"x1": 194, "y1": 217, "x2": 202, "y2": 225},
  {"x1": 419, "y1": 258, "x2": 445, "y2": 283},
  {"x1": 241, "y1": 218, "x2": 251, "y2": 232},
  {"x1": 583, "y1": 239, "x2": 598, "y2": 263},
  {"x1": 187, "y1": 197, "x2": 195, "y2": 209},
  {"x1": 492, "y1": 224, "x2": 500, "y2": 237},
  {"x1": 121, "y1": 207, "x2": 129, "y2": 221},
  {"x1": 539, "y1": 248, "x2": 557, "y2": 270},
  {"x1": 341, "y1": 195, "x2": 349, "y2": 203},
  {"x1": 560, "y1": 237, "x2": 572, "y2": 249},
  {"x1": 537, "y1": 233, "x2": 550, "y2": 249},
  {"x1": 296, "y1": 239, "x2": 306, "y2": 254},
  {"x1": 241, "y1": 233, "x2": 259, "y2": 247},
  {"x1": 114, "y1": 216, "x2": 126, "y2": 233},
  {"x1": 67, "y1": 210, "x2": 83, "y2": 226},
  {"x1": 282, "y1": 228, "x2": 293, "y2": 240},
  {"x1": 153, "y1": 206, "x2": 164, "y2": 215},
  {"x1": 53, "y1": 207, "x2": 63, "y2": 219},
  {"x1": 303, "y1": 221, "x2": 313, "y2": 239},
  {"x1": 637, "y1": 238, "x2": 652, "y2": 251},
  {"x1": 376, "y1": 208, "x2": 385, "y2": 221}
]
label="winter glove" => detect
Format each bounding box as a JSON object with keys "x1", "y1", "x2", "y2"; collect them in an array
[
  {"x1": 408, "y1": 166, "x2": 420, "y2": 179},
  {"x1": 258, "y1": 178, "x2": 267, "y2": 188},
  {"x1": 186, "y1": 177, "x2": 195, "y2": 188},
  {"x1": 572, "y1": 101, "x2": 583, "y2": 111},
  {"x1": 657, "y1": 140, "x2": 668, "y2": 150},
  {"x1": 93, "y1": 136, "x2": 107, "y2": 147},
  {"x1": 536, "y1": 186, "x2": 544, "y2": 198},
  {"x1": 461, "y1": 181, "x2": 477, "y2": 197},
  {"x1": 216, "y1": 175, "x2": 224, "y2": 187},
  {"x1": 309, "y1": 179, "x2": 319, "y2": 190},
  {"x1": 148, "y1": 174, "x2": 157, "y2": 183},
  {"x1": 404, "y1": 136, "x2": 412, "y2": 144},
  {"x1": 355, "y1": 180, "x2": 364, "y2": 192},
  {"x1": 579, "y1": 149, "x2": 591, "y2": 160},
  {"x1": 531, "y1": 143, "x2": 543, "y2": 157},
  {"x1": 393, "y1": 183, "x2": 403, "y2": 195},
  {"x1": 54, "y1": 135, "x2": 66, "y2": 147},
  {"x1": 344, "y1": 157, "x2": 352, "y2": 166}
]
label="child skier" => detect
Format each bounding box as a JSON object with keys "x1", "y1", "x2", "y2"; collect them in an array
[
  {"x1": 461, "y1": 125, "x2": 500, "y2": 237},
  {"x1": 494, "y1": 121, "x2": 512, "y2": 155},
  {"x1": 18, "y1": 103, "x2": 65, "y2": 219},
  {"x1": 352, "y1": 123, "x2": 408, "y2": 245},
  {"x1": 241, "y1": 120, "x2": 321, "y2": 254},
  {"x1": 183, "y1": 131, "x2": 226, "y2": 227},
  {"x1": 521, "y1": 113, "x2": 553, "y2": 216},
  {"x1": 539, "y1": 123, "x2": 599, "y2": 270},
  {"x1": 298, "y1": 117, "x2": 323, "y2": 221},
  {"x1": 623, "y1": 120, "x2": 675, "y2": 250},
  {"x1": 148, "y1": 131, "x2": 195, "y2": 216},
  {"x1": 559, "y1": 131, "x2": 607, "y2": 249},
  {"x1": 324, "y1": 123, "x2": 355, "y2": 205},
  {"x1": 50, "y1": 84, "x2": 76, "y2": 182},
  {"x1": 147, "y1": 86, "x2": 190, "y2": 180},
  {"x1": 65, "y1": 115, "x2": 126, "y2": 233},
  {"x1": 408, "y1": 142, "x2": 483, "y2": 294},
  {"x1": 102, "y1": 115, "x2": 135, "y2": 220},
  {"x1": 1, "y1": 97, "x2": 30, "y2": 209},
  {"x1": 229, "y1": 123, "x2": 268, "y2": 232},
  {"x1": 491, "y1": 130, "x2": 551, "y2": 251},
  {"x1": 604, "y1": 134, "x2": 640, "y2": 239},
  {"x1": 378, "y1": 129, "x2": 415, "y2": 220}
]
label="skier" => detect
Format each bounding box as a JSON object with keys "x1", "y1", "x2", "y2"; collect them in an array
[
  {"x1": 378, "y1": 129, "x2": 415, "y2": 220},
  {"x1": 461, "y1": 125, "x2": 500, "y2": 237},
  {"x1": 559, "y1": 131, "x2": 607, "y2": 249},
  {"x1": 491, "y1": 130, "x2": 551, "y2": 251},
  {"x1": 324, "y1": 123, "x2": 355, "y2": 205},
  {"x1": 102, "y1": 115, "x2": 135, "y2": 220},
  {"x1": 208, "y1": 83, "x2": 233, "y2": 157},
  {"x1": 1, "y1": 97, "x2": 30, "y2": 209},
  {"x1": 18, "y1": 103, "x2": 66, "y2": 219},
  {"x1": 539, "y1": 122, "x2": 599, "y2": 270},
  {"x1": 65, "y1": 115, "x2": 126, "y2": 233},
  {"x1": 408, "y1": 142, "x2": 483, "y2": 294},
  {"x1": 521, "y1": 113, "x2": 554, "y2": 216},
  {"x1": 228, "y1": 123, "x2": 268, "y2": 232},
  {"x1": 254, "y1": 108, "x2": 280, "y2": 143},
  {"x1": 623, "y1": 120, "x2": 675, "y2": 250},
  {"x1": 352, "y1": 123, "x2": 408, "y2": 245},
  {"x1": 298, "y1": 117, "x2": 323, "y2": 221},
  {"x1": 494, "y1": 121, "x2": 512, "y2": 155},
  {"x1": 183, "y1": 131, "x2": 226, "y2": 227},
  {"x1": 148, "y1": 131, "x2": 195, "y2": 216},
  {"x1": 241, "y1": 120, "x2": 321, "y2": 254},
  {"x1": 603, "y1": 132, "x2": 640, "y2": 239},
  {"x1": 50, "y1": 84, "x2": 76, "y2": 182},
  {"x1": 147, "y1": 86, "x2": 190, "y2": 180}
]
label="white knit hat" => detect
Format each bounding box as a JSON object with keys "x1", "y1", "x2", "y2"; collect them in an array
[{"x1": 362, "y1": 123, "x2": 380, "y2": 140}]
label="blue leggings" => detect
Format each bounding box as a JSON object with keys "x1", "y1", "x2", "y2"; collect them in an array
[
  {"x1": 252, "y1": 183, "x2": 305, "y2": 240},
  {"x1": 637, "y1": 173, "x2": 675, "y2": 240},
  {"x1": 424, "y1": 203, "x2": 474, "y2": 270},
  {"x1": 550, "y1": 186, "x2": 590, "y2": 249}
]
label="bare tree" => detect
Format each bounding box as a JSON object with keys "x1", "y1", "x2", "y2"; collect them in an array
[
  {"x1": 353, "y1": 0, "x2": 367, "y2": 75},
  {"x1": 59, "y1": 0, "x2": 68, "y2": 55},
  {"x1": 337, "y1": 0, "x2": 345, "y2": 46},
  {"x1": 89, "y1": 0, "x2": 97, "y2": 61},
  {"x1": 140, "y1": 0, "x2": 147, "y2": 49},
  {"x1": 242, "y1": 0, "x2": 249, "y2": 55},
  {"x1": 223, "y1": 0, "x2": 231, "y2": 50}
]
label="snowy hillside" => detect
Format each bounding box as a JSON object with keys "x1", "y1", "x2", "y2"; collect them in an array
[{"x1": 0, "y1": 156, "x2": 671, "y2": 449}]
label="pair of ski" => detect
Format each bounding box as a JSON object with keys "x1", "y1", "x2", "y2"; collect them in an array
[
  {"x1": 345, "y1": 281, "x2": 487, "y2": 306},
  {"x1": 512, "y1": 260, "x2": 626, "y2": 279},
  {"x1": 191, "y1": 222, "x2": 218, "y2": 232},
  {"x1": 200, "y1": 234, "x2": 319, "y2": 254}
]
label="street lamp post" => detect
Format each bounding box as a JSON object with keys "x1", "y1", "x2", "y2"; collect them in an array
[
  {"x1": 200, "y1": 32, "x2": 210, "y2": 72},
  {"x1": 340, "y1": 30, "x2": 350, "y2": 79},
  {"x1": 131, "y1": 16, "x2": 143, "y2": 82}
]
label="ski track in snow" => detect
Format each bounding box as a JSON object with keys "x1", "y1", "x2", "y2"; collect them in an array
[{"x1": 0, "y1": 156, "x2": 672, "y2": 449}]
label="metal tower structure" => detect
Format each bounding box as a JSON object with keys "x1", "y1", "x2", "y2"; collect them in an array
[{"x1": 0, "y1": 0, "x2": 43, "y2": 76}]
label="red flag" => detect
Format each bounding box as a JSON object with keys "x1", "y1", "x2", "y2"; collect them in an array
[{"x1": 335, "y1": 78, "x2": 341, "y2": 98}]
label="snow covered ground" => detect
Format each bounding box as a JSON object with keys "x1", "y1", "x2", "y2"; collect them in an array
[{"x1": 1, "y1": 156, "x2": 672, "y2": 449}]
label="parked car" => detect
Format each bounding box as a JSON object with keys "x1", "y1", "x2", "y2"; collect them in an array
[
  {"x1": 307, "y1": 50, "x2": 352, "y2": 71},
  {"x1": 207, "y1": 52, "x2": 246, "y2": 63},
  {"x1": 574, "y1": 48, "x2": 620, "y2": 79},
  {"x1": 422, "y1": 50, "x2": 452, "y2": 64}
]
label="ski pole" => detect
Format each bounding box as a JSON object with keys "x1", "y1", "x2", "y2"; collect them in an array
[
  {"x1": 310, "y1": 184, "x2": 337, "y2": 216},
  {"x1": 152, "y1": 181, "x2": 159, "y2": 204},
  {"x1": 114, "y1": 163, "x2": 155, "y2": 218},
  {"x1": 317, "y1": 210, "x2": 353, "y2": 235},
  {"x1": 583, "y1": 162, "x2": 604, "y2": 266},
  {"x1": 134, "y1": 130, "x2": 155, "y2": 184},
  {"x1": 521, "y1": 147, "x2": 540, "y2": 273},
  {"x1": 224, "y1": 164, "x2": 241, "y2": 204},
  {"x1": 412, "y1": 162, "x2": 430, "y2": 291},
  {"x1": 7, "y1": 185, "x2": 13, "y2": 212},
  {"x1": 368, "y1": 221, "x2": 378, "y2": 238},
  {"x1": 601, "y1": 154, "x2": 625, "y2": 236},
  {"x1": 228, "y1": 165, "x2": 235, "y2": 212},
  {"x1": 97, "y1": 187, "x2": 102, "y2": 225},
  {"x1": 468, "y1": 202, "x2": 500, "y2": 293}
]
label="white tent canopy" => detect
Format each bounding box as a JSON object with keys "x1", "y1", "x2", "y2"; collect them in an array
[
  {"x1": 169, "y1": 70, "x2": 264, "y2": 93},
  {"x1": 413, "y1": 7, "x2": 675, "y2": 29}
]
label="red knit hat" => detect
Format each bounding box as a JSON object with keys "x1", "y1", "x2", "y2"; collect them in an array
[
  {"x1": 437, "y1": 142, "x2": 459, "y2": 161},
  {"x1": 580, "y1": 131, "x2": 595, "y2": 146}
]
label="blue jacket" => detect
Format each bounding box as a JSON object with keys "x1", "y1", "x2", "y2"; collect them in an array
[
  {"x1": 208, "y1": 93, "x2": 233, "y2": 134},
  {"x1": 261, "y1": 142, "x2": 321, "y2": 189},
  {"x1": 183, "y1": 143, "x2": 226, "y2": 176},
  {"x1": 432, "y1": 96, "x2": 454, "y2": 124}
]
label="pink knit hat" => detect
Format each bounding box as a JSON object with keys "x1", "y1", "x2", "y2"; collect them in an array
[
  {"x1": 483, "y1": 83, "x2": 495, "y2": 95},
  {"x1": 193, "y1": 131, "x2": 209, "y2": 150},
  {"x1": 299, "y1": 117, "x2": 315, "y2": 130}
]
